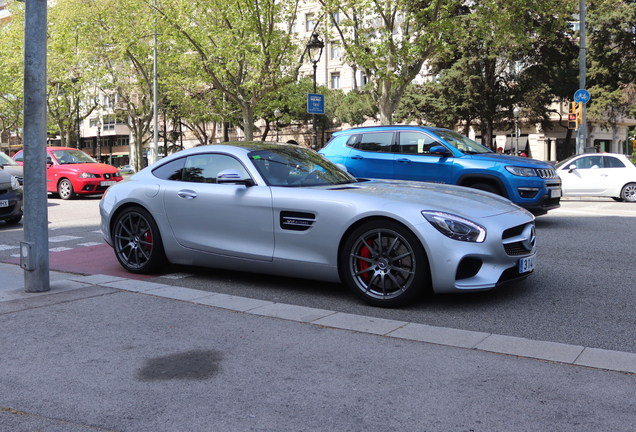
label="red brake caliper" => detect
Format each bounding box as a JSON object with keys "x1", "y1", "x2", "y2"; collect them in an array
[
  {"x1": 145, "y1": 230, "x2": 153, "y2": 251},
  {"x1": 359, "y1": 242, "x2": 371, "y2": 282}
]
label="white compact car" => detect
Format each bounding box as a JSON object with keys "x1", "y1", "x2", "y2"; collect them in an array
[{"x1": 556, "y1": 153, "x2": 636, "y2": 202}]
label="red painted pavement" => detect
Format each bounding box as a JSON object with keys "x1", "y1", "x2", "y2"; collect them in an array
[{"x1": 3, "y1": 243, "x2": 158, "y2": 280}]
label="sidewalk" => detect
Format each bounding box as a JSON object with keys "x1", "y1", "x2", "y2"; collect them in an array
[{"x1": 1, "y1": 262, "x2": 636, "y2": 431}]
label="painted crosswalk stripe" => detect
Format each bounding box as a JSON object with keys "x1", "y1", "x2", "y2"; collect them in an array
[{"x1": 49, "y1": 235, "x2": 82, "y2": 243}]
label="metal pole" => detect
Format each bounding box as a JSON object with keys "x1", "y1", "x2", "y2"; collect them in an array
[
  {"x1": 22, "y1": 0, "x2": 50, "y2": 292},
  {"x1": 76, "y1": 93, "x2": 81, "y2": 149},
  {"x1": 312, "y1": 61, "x2": 317, "y2": 149},
  {"x1": 152, "y1": 0, "x2": 159, "y2": 164},
  {"x1": 578, "y1": 0, "x2": 586, "y2": 154}
]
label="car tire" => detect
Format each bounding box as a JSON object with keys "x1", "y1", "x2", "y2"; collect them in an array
[
  {"x1": 112, "y1": 207, "x2": 167, "y2": 274},
  {"x1": 4, "y1": 215, "x2": 22, "y2": 225},
  {"x1": 340, "y1": 220, "x2": 430, "y2": 307},
  {"x1": 620, "y1": 183, "x2": 636, "y2": 202},
  {"x1": 58, "y1": 178, "x2": 76, "y2": 200},
  {"x1": 470, "y1": 182, "x2": 501, "y2": 196}
]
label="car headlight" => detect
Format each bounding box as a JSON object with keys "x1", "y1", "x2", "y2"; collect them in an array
[
  {"x1": 505, "y1": 166, "x2": 537, "y2": 177},
  {"x1": 422, "y1": 211, "x2": 486, "y2": 243},
  {"x1": 10, "y1": 175, "x2": 20, "y2": 190},
  {"x1": 79, "y1": 172, "x2": 98, "y2": 178},
  {"x1": 115, "y1": 171, "x2": 123, "y2": 177}
]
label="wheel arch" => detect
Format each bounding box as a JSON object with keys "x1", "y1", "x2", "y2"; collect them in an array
[
  {"x1": 336, "y1": 215, "x2": 432, "y2": 287},
  {"x1": 457, "y1": 174, "x2": 509, "y2": 199}
]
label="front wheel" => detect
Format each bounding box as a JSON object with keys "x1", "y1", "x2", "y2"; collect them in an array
[
  {"x1": 340, "y1": 220, "x2": 430, "y2": 307},
  {"x1": 112, "y1": 207, "x2": 166, "y2": 274},
  {"x1": 58, "y1": 179, "x2": 76, "y2": 200},
  {"x1": 620, "y1": 183, "x2": 636, "y2": 202}
]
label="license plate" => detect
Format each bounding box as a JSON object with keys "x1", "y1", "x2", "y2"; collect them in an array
[
  {"x1": 101, "y1": 181, "x2": 116, "y2": 186},
  {"x1": 550, "y1": 188, "x2": 562, "y2": 198},
  {"x1": 0, "y1": 200, "x2": 7, "y2": 208},
  {"x1": 519, "y1": 254, "x2": 536, "y2": 273}
]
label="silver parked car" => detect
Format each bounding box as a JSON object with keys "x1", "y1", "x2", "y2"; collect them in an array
[{"x1": 100, "y1": 142, "x2": 536, "y2": 307}]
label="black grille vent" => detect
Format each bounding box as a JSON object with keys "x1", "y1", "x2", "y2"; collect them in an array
[{"x1": 280, "y1": 211, "x2": 316, "y2": 231}]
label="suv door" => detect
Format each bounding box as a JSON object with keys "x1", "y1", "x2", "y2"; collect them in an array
[
  {"x1": 393, "y1": 131, "x2": 454, "y2": 184},
  {"x1": 343, "y1": 132, "x2": 395, "y2": 179}
]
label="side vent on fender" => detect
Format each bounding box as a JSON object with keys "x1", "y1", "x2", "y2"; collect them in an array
[{"x1": 280, "y1": 211, "x2": 316, "y2": 231}]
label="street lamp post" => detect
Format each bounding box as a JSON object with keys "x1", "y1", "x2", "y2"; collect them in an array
[
  {"x1": 513, "y1": 106, "x2": 520, "y2": 155},
  {"x1": 306, "y1": 33, "x2": 324, "y2": 150},
  {"x1": 274, "y1": 108, "x2": 281, "y2": 142}
]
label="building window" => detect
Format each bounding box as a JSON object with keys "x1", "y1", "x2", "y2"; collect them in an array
[
  {"x1": 331, "y1": 43, "x2": 340, "y2": 60},
  {"x1": 360, "y1": 71, "x2": 368, "y2": 87},
  {"x1": 331, "y1": 12, "x2": 340, "y2": 27},
  {"x1": 291, "y1": 21, "x2": 297, "y2": 33},
  {"x1": 331, "y1": 73, "x2": 340, "y2": 89},
  {"x1": 306, "y1": 13, "x2": 314, "y2": 32},
  {"x1": 116, "y1": 137, "x2": 129, "y2": 147}
]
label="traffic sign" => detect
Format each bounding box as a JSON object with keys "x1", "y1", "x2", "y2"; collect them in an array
[
  {"x1": 574, "y1": 89, "x2": 590, "y2": 104},
  {"x1": 307, "y1": 93, "x2": 325, "y2": 115}
]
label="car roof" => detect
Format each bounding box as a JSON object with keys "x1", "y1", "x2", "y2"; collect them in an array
[{"x1": 331, "y1": 125, "x2": 451, "y2": 136}]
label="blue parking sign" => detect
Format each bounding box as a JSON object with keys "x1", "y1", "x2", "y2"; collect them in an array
[{"x1": 307, "y1": 93, "x2": 325, "y2": 115}]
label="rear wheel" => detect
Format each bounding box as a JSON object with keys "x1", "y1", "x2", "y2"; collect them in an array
[
  {"x1": 58, "y1": 178, "x2": 76, "y2": 200},
  {"x1": 340, "y1": 220, "x2": 430, "y2": 307},
  {"x1": 112, "y1": 207, "x2": 166, "y2": 274},
  {"x1": 620, "y1": 183, "x2": 636, "y2": 202}
]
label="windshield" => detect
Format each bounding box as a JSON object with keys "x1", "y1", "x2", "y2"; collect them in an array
[
  {"x1": 51, "y1": 149, "x2": 97, "y2": 164},
  {"x1": 433, "y1": 130, "x2": 492, "y2": 154},
  {"x1": 555, "y1": 154, "x2": 579, "y2": 169},
  {"x1": 0, "y1": 152, "x2": 19, "y2": 166},
  {"x1": 249, "y1": 145, "x2": 356, "y2": 187}
]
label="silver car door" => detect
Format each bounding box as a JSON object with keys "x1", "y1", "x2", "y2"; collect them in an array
[{"x1": 163, "y1": 153, "x2": 274, "y2": 261}]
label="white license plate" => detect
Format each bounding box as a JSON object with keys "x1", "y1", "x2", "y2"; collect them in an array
[
  {"x1": 519, "y1": 254, "x2": 536, "y2": 273},
  {"x1": 0, "y1": 199, "x2": 7, "y2": 208},
  {"x1": 100, "y1": 181, "x2": 116, "y2": 187},
  {"x1": 551, "y1": 188, "x2": 562, "y2": 198}
]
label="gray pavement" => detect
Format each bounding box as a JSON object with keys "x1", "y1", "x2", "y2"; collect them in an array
[{"x1": 2, "y1": 262, "x2": 636, "y2": 431}]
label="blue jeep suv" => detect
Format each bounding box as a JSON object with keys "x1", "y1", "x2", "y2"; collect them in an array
[{"x1": 319, "y1": 125, "x2": 562, "y2": 215}]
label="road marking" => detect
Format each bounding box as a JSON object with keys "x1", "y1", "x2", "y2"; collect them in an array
[
  {"x1": 49, "y1": 235, "x2": 82, "y2": 243},
  {"x1": 160, "y1": 273, "x2": 194, "y2": 280},
  {"x1": 49, "y1": 247, "x2": 74, "y2": 252},
  {"x1": 78, "y1": 242, "x2": 103, "y2": 247},
  {"x1": 0, "y1": 245, "x2": 19, "y2": 251}
]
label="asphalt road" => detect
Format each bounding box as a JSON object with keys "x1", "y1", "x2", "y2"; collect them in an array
[{"x1": 2, "y1": 196, "x2": 635, "y2": 354}]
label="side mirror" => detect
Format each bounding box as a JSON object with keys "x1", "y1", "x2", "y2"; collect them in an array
[
  {"x1": 46, "y1": 157, "x2": 54, "y2": 167},
  {"x1": 568, "y1": 164, "x2": 576, "y2": 172},
  {"x1": 430, "y1": 145, "x2": 450, "y2": 156},
  {"x1": 217, "y1": 169, "x2": 253, "y2": 186}
]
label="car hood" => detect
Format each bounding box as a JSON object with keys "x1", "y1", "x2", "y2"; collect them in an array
[
  {"x1": 332, "y1": 179, "x2": 527, "y2": 219},
  {"x1": 57, "y1": 162, "x2": 118, "y2": 172},
  {"x1": 469, "y1": 153, "x2": 554, "y2": 168}
]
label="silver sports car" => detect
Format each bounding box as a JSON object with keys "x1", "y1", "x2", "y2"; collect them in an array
[{"x1": 100, "y1": 142, "x2": 536, "y2": 307}]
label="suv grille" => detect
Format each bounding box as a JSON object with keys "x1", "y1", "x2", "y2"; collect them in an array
[{"x1": 536, "y1": 168, "x2": 558, "y2": 179}]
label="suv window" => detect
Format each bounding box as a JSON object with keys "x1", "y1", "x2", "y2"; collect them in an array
[
  {"x1": 358, "y1": 132, "x2": 394, "y2": 152},
  {"x1": 398, "y1": 132, "x2": 442, "y2": 154}
]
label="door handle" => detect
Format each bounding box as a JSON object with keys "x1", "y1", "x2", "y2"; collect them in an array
[
  {"x1": 351, "y1": 155, "x2": 363, "y2": 160},
  {"x1": 396, "y1": 158, "x2": 411, "y2": 163},
  {"x1": 177, "y1": 190, "x2": 197, "y2": 199}
]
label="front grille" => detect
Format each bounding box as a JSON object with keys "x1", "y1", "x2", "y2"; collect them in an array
[
  {"x1": 502, "y1": 223, "x2": 535, "y2": 256},
  {"x1": 0, "y1": 204, "x2": 16, "y2": 216},
  {"x1": 456, "y1": 257, "x2": 483, "y2": 280},
  {"x1": 536, "y1": 168, "x2": 558, "y2": 179}
]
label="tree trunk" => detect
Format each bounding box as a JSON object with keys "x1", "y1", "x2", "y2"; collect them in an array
[{"x1": 241, "y1": 103, "x2": 254, "y2": 141}]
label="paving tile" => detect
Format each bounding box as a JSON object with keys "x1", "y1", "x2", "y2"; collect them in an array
[
  {"x1": 248, "y1": 303, "x2": 335, "y2": 323},
  {"x1": 475, "y1": 334, "x2": 584, "y2": 363},
  {"x1": 100, "y1": 279, "x2": 172, "y2": 292},
  {"x1": 145, "y1": 286, "x2": 216, "y2": 301},
  {"x1": 574, "y1": 347, "x2": 636, "y2": 374},
  {"x1": 193, "y1": 293, "x2": 273, "y2": 312},
  {"x1": 312, "y1": 312, "x2": 406, "y2": 335},
  {"x1": 67, "y1": 274, "x2": 127, "y2": 285},
  {"x1": 388, "y1": 322, "x2": 489, "y2": 349}
]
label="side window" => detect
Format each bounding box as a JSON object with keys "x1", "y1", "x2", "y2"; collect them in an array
[
  {"x1": 604, "y1": 156, "x2": 625, "y2": 168},
  {"x1": 358, "y1": 132, "x2": 394, "y2": 152},
  {"x1": 14, "y1": 152, "x2": 23, "y2": 163},
  {"x1": 398, "y1": 132, "x2": 442, "y2": 154},
  {"x1": 346, "y1": 134, "x2": 361, "y2": 148},
  {"x1": 152, "y1": 157, "x2": 185, "y2": 181},
  {"x1": 182, "y1": 154, "x2": 250, "y2": 183},
  {"x1": 574, "y1": 156, "x2": 602, "y2": 169}
]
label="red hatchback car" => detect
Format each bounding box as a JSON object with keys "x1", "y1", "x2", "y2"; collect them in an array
[{"x1": 13, "y1": 147, "x2": 123, "y2": 200}]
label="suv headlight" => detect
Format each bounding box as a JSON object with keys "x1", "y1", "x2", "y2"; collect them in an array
[
  {"x1": 505, "y1": 166, "x2": 537, "y2": 177},
  {"x1": 79, "y1": 172, "x2": 98, "y2": 178},
  {"x1": 10, "y1": 175, "x2": 20, "y2": 190},
  {"x1": 422, "y1": 211, "x2": 486, "y2": 242}
]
